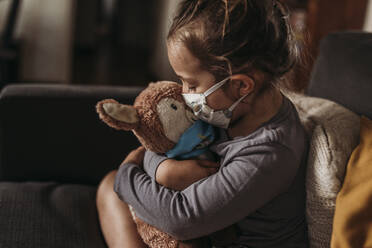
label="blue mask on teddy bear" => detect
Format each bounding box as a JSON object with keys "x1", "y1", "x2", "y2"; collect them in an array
[{"x1": 166, "y1": 119, "x2": 216, "y2": 160}]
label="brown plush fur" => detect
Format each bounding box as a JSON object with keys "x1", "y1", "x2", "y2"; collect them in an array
[
  {"x1": 132, "y1": 82, "x2": 184, "y2": 153},
  {"x1": 96, "y1": 82, "x2": 186, "y2": 154},
  {"x1": 96, "y1": 81, "x2": 206, "y2": 248}
]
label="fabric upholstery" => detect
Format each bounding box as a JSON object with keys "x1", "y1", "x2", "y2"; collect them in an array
[
  {"x1": 331, "y1": 116, "x2": 372, "y2": 248},
  {"x1": 307, "y1": 31, "x2": 372, "y2": 120},
  {"x1": 0, "y1": 84, "x2": 143, "y2": 185},
  {"x1": 0, "y1": 181, "x2": 106, "y2": 247},
  {"x1": 287, "y1": 93, "x2": 360, "y2": 248}
]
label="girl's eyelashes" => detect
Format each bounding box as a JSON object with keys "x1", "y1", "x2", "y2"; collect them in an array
[
  {"x1": 188, "y1": 86, "x2": 196, "y2": 92},
  {"x1": 185, "y1": 82, "x2": 197, "y2": 92},
  {"x1": 179, "y1": 79, "x2": 197, "y2": 92},
  {"x1": 177, "y1": 76, "x2": 199, "y2": 92}
]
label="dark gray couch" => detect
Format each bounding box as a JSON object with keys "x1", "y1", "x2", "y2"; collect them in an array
[
  {"x1": 0, "y1": 85, "x2": 143, "y2": 247},
  {"x1": 0, "y1": 31, "x2": 371, "y2": 247}
]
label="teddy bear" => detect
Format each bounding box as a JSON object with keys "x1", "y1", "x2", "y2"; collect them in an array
[{"x1": 96, "y1": 81, "x2": 237, "y2": 248}]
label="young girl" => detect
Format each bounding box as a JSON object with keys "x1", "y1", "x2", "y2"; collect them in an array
[{"x1": 96, "y1": 0, "x2": 309, "y2": 247}]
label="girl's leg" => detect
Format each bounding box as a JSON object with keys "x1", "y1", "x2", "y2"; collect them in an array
[{"x1": 96, "y1": 170, "x2": 147, "y2": 248}]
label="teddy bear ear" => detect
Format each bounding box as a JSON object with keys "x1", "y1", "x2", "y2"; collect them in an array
[{"x1": 96, "y1": 99, "x2": 139, "y2": 131}]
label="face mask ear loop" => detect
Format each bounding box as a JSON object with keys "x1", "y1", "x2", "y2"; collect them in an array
[
  {"x1": 228, "y1": 93, "x2": 250, "y2": 112},
  {"x1": 203, "y1": 77, "x2": 230, "y2": 97}
]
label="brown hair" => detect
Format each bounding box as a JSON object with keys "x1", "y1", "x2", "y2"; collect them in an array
[{"x1": 167, "y1": 0, "x2": 308, "y2": 92}]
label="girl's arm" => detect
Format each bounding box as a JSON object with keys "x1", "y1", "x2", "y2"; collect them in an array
[
  {"x1": 143, "y1": 150, "x2": 219, "y2": 191},
  {"x1": 115, "y1": 143, "x2": 299, "y2": 241},
  {"x1": 156, "y1": 159, "x2": 219, "y2": 191}
]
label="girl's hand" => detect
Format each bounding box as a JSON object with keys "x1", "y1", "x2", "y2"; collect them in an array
[
  {"x1": 156, "y1": 159, "x2": 220, "y2": 191},
  {"x1": 121, "y1": 146, "x2": 146, "y2": 167}
]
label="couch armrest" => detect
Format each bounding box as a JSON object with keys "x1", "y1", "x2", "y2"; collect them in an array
[{"x1": 0, "y1": 84, "x2": 144, "y2": 185}]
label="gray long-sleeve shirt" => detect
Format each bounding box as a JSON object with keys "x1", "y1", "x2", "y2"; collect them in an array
[{"x1": 114, "y1": 96, "x2": 309, "y2": 247}]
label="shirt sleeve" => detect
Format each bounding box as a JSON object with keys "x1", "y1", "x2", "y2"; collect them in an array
[
  {"x1": 114, "y1": 143, "x2": 299, "y2": 241},
  {"x1": 143, "y1": 150, "x2": 168, "y2": 179}
]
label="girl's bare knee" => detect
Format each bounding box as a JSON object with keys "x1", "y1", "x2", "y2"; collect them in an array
[{"x1": 97, "y1": 170, "x2": 118, "y2": 208}]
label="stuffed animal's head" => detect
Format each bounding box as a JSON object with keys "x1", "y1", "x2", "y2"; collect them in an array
[{"x1": 96, "y1": 81, "x2": 197, "y2": 154}]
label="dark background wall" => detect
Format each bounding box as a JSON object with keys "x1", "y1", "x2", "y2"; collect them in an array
[{"x1": 0, "y1": 0, "x2": 370, "y2": 90}]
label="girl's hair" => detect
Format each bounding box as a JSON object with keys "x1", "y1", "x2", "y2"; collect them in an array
[{"x1": 167, "y1": 0, "x2": 309, "y2": 92}]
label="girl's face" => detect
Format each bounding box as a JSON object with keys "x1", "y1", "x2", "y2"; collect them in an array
[{"x1": 167, "y1": 41, "x2": 234, "y2": 111}]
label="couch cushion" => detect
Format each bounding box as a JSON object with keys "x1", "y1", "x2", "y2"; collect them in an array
[
  {"x1": 287, "y1": 93, "x2": 360, "y2": 248},
  {"x1": 0, "y1": 182, "x2": 106, "y2": 248},
  {"x1": 0, "y1": 84, "x2": 143, "y2": 184},
  {"x1": 307, "y1": 31, "x2": 372, "y2": 120},
  {"x1": 331, "y1": 116, "x2": 372, "y2": 247}
]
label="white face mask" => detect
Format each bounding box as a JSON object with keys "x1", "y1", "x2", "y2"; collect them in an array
[{"x1": 182, "y1": 77, "x2": 249, "y2": 129}]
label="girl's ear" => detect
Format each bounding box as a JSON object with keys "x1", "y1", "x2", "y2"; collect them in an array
[
  {"x1": 230, "y1": 74, "x2": 255, "y2": 97},
  {"x1": 96, "y1": 99, "x2": 139, "y2": 131}
]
